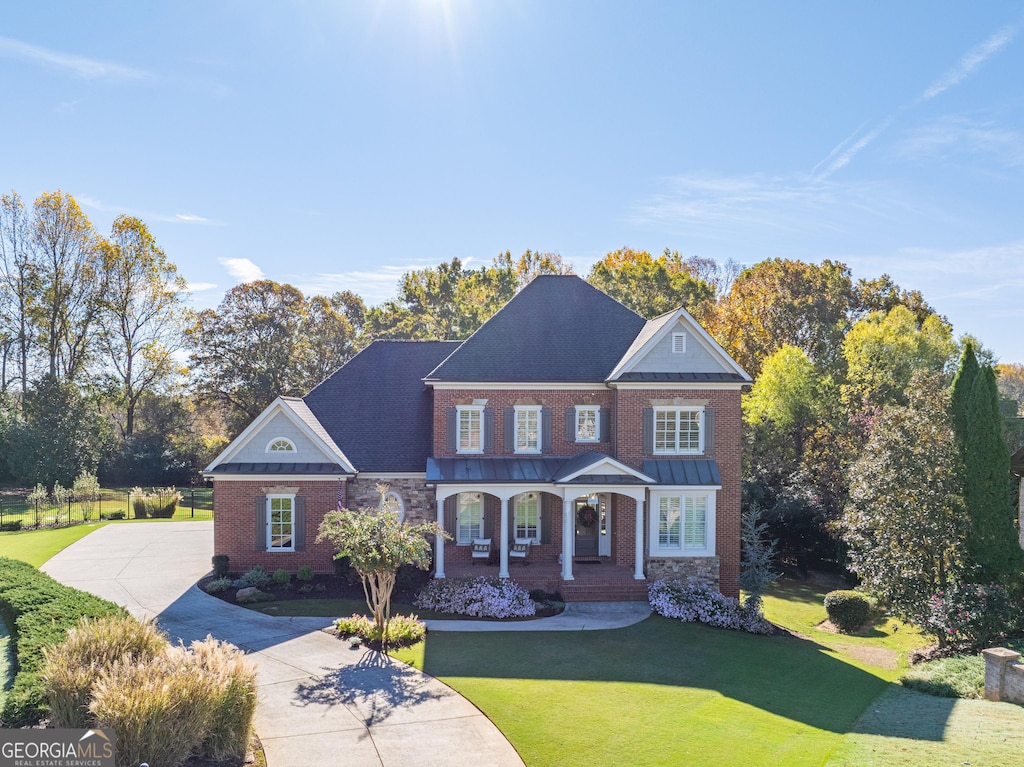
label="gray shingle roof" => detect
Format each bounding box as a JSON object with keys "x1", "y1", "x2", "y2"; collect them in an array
[
  {"x1": 425, "y1": 275, "x2": 647, "y2": 383},
  {"x1": 304, "y1": 340, "x2": 461, "y2": 473}
]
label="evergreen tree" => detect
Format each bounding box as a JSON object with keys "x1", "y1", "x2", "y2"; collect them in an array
[
  {"x1": 962, "y1": 366, "x2": 1023, "y2": 585},
  {"x1": 950, "y1": 342, "x2": 979, "y2": 442}
]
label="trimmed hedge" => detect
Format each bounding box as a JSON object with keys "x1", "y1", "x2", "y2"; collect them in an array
[
  {"x1": 0, "y1": 557, "x2": 123, "y2": 725},
  {"x1": 824, "y1": 590, "x2": 871, "y2": 633}
]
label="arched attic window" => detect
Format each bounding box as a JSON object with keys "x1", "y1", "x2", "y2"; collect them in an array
[{"x1": 266, "y1": 437, "x2": 296, "y2": 453}]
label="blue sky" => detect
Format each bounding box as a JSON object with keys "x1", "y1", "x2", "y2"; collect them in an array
[{"x1": 4, "y1": 2, "x2": 1024, "y2": 361}]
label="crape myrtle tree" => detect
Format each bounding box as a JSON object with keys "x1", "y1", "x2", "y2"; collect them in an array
[
  {"x1": 316, "y1": 487, "x2": 449, "y2": 642},
  {"x1": 842, "y1": 371, "x2": 967, "y2": 629}
]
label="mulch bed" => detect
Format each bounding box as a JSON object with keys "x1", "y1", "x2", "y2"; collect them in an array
[{"x1": 198, "y1": 568, "x2": 431, "y2": 607}]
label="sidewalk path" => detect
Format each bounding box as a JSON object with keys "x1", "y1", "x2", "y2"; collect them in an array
[{"x1": 41, "y1": 522, "x2": 523, "y2": 767}]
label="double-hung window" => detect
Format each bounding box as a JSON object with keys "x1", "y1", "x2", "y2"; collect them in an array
[
  {"x1": 575, "y1": 405, "x2": 600, "y2": 443},
  {"x1": 654, "y1": 407, "x2": 702, "y2": 454},
  {"x1": 652, "y1": 493, "x2": 712, "y2": 556},
  {"x1": 514, "y1": 406, "x2": 541, "y2": 453},
  {"x1": 457, "y1": 406, "x2": 483, "y2": 454},
  {"x1": 514, "y1": 492, "x2": 540, "y2": 543},
  {"x1": 457, "y1": 492, "x2": 484, "y2": 544},
  {"x1": 267, "y1": 495, "x2": 295, "y2": 551}
]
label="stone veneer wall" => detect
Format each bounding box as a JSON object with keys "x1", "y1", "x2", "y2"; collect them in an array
[
  {"x1": 646, "y1": 556, "x2": 720, "y2": 589},
  {"x1": 346, "y1": 476, "x2": 436, "y2": 526}
]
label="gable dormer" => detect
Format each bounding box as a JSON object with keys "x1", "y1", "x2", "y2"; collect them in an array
[{"x1": 607, "y1": 307, "x2": 751, "y2": 384}]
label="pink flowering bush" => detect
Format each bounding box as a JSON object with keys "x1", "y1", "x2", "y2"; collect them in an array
[
  {"x1": 415, "y1": 577, "x2": 536, "y2": 618},
  {"x1": 648, "y1": 580, "x2": 773, "y2": 635},
  {"x1": 926, "y1": 583, "x2": 1017, "y2": 649}
]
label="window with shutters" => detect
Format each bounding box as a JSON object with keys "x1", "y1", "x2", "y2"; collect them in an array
[
  {"x1": 653, "y1": 406, "x2": 703, "y2": 454},
  {"x1": 575, "y1": 405, "x2": 600, "y2": 443},
  {"x1": 650, "y1": 491, "x2": 714, "y2": 556},
  {"x1": 513, "y1": 492, "x2": 540, "y2": 543},
  {"x1": 457, "y1": 406, "x2": 483, "y2": 454},
  {"x1": 457, "y1": 492, "x2": 484, "y2": 544},
  {"x1": 514, "y1": 406, "x2": 541, "y2": 453},
  {"x1": 267, "y1": 495, "x2": 295, "y2": 551}
]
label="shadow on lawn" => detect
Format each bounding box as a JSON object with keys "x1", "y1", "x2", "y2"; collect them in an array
[{"x1": 420, "y1": 614, "x2": 948, "y2": 741}]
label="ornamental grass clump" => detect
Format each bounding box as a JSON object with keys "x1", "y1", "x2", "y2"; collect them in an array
[
  {"x1": 188, "y1": 637, "x2": 259, "y2": 762},
  {"x1": 130, "y1": 486, "x2": 183, "y2": 519},
  {"x1": 42, "y1": 615, "x2": 168, "y2": 727},
  {"x1": 648, "y1": 580, "x2": 773, "y2": 635},
  {"x1": 415, "y1": 577, "x2": 536, "y2": 618}
]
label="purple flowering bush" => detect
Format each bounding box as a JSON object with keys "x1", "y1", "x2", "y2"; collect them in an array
[
  {"x1": 926, "y1": 583, "x2": 1017, "y2": 649},
  {"x1": 415, "y1": 577, "x2": 536, "y2": 618},
  {"x1": 648, "y1": 580, "x2": 773, "y2": 635}
]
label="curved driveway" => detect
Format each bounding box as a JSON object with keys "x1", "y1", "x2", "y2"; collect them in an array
[{"x1": 41, "y1": 522, "x2": 524, "y2": 767}]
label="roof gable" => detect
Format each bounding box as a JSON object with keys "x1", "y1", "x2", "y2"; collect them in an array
[
  {"x1": 205, "y1": 397, "x2": 354, "y2": 474},
  {"x1": 608, "y1": 307, "x2": 751, "y2": 383},
  {"x1": 426, "y1": 275, "x2": 647, "y2": 383}
]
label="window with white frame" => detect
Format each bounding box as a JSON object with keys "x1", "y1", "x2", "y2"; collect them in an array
[
  {"x1": 267, "y1": 495, "x2": 295, "y2": 551},
  {"x1": 654, "y1": 407, "x2": 703, "y2": 454},
  {"x1": 652, "y1": 492, "x2": 713, "y2": 556},
  {"x1": 575, "y1": 405, "x2": 600, "y2": 442},
  {"x1": 457, "y1": 406, "x2": 483, "y2": 454},
  {"x1": 266, "y1": 437, "x2": 296, "y2": 453},
  {"x1": 514, "y1": 492, "x2": 540, "y2": 543},
  {"x1": 515, "y1": 406, "x2": 541, "y2": 453},
  {"x1": 457, "y1": 492, "x2": 484, "y2": 544}
]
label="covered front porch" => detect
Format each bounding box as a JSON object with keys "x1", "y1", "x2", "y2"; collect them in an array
[{"x1": 443, "y1": 558, "x2": 651, "y2": 602}]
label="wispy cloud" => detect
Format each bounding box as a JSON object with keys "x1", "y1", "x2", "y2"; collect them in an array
[
  {"x1": 919, "y1": 23, "x2": 1018, "y2": 102},
  {"x1": 294, "y1": 263, "x2": 433, "y2": 304},
  {"x1": 220, "y1": 258, "x2": 265, "y2": 283},
  {"x1": 78, "y1": 196, "x2": 222, "y2": 226},
  {"x1": 0, "y1": 36, "x2": 149, "y2": 80},
  {"x1": 186, "y1": 281, "x2": 218, "y2": 292},
  {"x1": 895, "y1": 115, "x2": 1024, "y2": 167},
  {"x1": 814, "y1": 20, "x2": 1018, "y2": 179}
]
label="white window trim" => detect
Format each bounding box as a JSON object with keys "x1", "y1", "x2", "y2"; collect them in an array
[
  {"x1": 514, "y1": 405, "x2": 542, "y2": 454},
  {"x1": 649, "y1": 490, "x2": 716, "y2": 558},
  {"x1": 265, "y1": 437, "x2": 297, "y2": 453},
  {"x1": 653, "y1": 406, "x2": 704, "y2": 455},
  {"x1": 575, "y1": 405, "x2": 600, "y2": 443},
  {"x1": 672, "y1": 332, "x2": 687, "y2": 354},
  {"x1": 456, "y1": 405, "x2": 484, "y2": 455},
  {"x1": 380, "y1": 491, "x2": 405, "y2": 523},
  {"x1": 513, "y1": 492, "x2": 541, "y2": 544},
  {"x1": 266, "y1": 493, "x2": 296, "y2": 552},
  {"x1": 456, "y1": 492, "x2": 484, "y2": 545}
]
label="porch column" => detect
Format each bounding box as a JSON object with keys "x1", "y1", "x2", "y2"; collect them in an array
[
  {"x1": 561, "y1": 497, "x2": 574, "y2": 581},
  {"x1": 435, "y1": 497, "x2": 446, "y2": 579},
  {"x1": 499, "y1": 496, "x2": 510, "y2": 579},
  {"x1": 634, "y1": 497, "x2": 645, "y2": 580}
]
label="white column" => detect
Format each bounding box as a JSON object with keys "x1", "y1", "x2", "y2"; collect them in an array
[
  {"x1": 499, "y1": 497, "x2": 510, "y2": 579},
  {"x1": 435, "y1": 497, "x2": 446, "y2": 579},
  {"x1": 561, "y1": 497, "x2": 575, "y2": 581},
  {"x1": 634, "y1": 497, "x2": 645, "y2": 580}
]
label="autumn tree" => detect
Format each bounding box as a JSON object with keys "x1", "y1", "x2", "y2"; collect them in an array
[
  {"x1": 587, "y1": 247, "x2": 715, "y2": 319},
  {"x1": 710, "y1": 258, "x2": 856, "y2": 378},
  {"x1": 97, "y1": 215, "x2": 188, "y2": 438},
  {"x1": 316, "y1": 488, "x2": 448, "y2": 643},
  {"x1": 996, "y1": 363, "x2": 1024, "y2": 417},
  {"x1": 842, "y1": 371, "x2": 966, "y2": 628},
  {"x1": 0, "y1": 192, "x2": 37, "y2": 393},
  {"x1": 30, "y1": 191, "x2": 104, "y2": 381}
]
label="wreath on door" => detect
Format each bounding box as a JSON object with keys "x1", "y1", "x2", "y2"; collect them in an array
[{"x1": 577, "y1": 505, "x2": 598, "y2": 528}]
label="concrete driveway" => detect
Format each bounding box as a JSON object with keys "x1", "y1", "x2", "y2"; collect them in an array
[{"x1": 41, "y1": 521, "x2": 523, "y2": 767}]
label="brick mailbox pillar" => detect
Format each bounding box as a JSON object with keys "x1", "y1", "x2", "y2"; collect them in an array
[{"x1": 982, "y1": 647, "x2": 1022, "y2": 703}]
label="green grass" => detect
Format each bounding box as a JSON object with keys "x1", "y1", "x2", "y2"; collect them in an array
[
  {"x1": 0, "y1": 522, "x2": 109, "y2": 567},
  {"x1": 394, "y1": 615, "x2": 892, "y2": 767},
  {"x1": 824, "y1": 684, "x2": 1024, "y2": 766},
  {"x1": 0, "y1": 486, "x2": 212, "y2": 528},
  {"x1": 899, "y1": 655, "x2": 984, "y2": 699},
  {"x1": 0, "y1": 614, "x2": 12, "y2": 713}
]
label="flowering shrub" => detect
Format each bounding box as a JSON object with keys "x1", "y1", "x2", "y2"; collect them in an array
[
  {"x1": 415, "y1": 577, "x2": 536, "y2": 618},
  {"x1": 648, "y1": 580, "x2": 773, "y2": 635},
  {"x1": 926, "y1": 583, "x2": 1017, "y2": 649}
]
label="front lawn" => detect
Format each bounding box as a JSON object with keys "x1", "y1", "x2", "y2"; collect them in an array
[
  {"x1": 0, "y1": 522, "x2": 109, "y2": 567},
  {"x1": 394, "y1": 615, "x2": 891, "y2": 767}
]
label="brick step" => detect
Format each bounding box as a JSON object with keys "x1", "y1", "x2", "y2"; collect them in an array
[{"x1": 558, "y1": 581, "x2": 650, "y2": 602}]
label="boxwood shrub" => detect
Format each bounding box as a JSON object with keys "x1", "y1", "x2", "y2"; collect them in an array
[
  {"x1": 824, "y1": 589, "x2": 871, "y2": 632},
  {"x1": 0, "y1": 557, "x2": 123, "y2": 725}
]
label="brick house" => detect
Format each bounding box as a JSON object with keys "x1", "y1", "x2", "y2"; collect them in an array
[{"x1": 205, "y1": 275, "x2": 751, "y2": 597}]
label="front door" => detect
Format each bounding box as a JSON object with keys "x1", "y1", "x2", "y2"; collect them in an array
[{"x1": 574, "y1": 497, "x2": 600, "y2": 557}]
